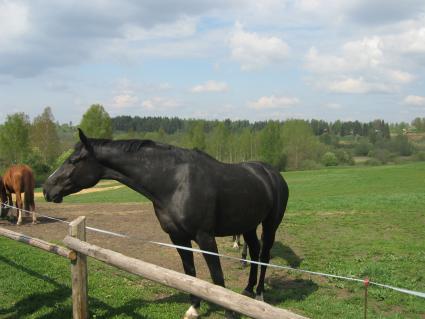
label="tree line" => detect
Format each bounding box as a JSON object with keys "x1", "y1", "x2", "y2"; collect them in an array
[{"x1": 1, "y1": 104, "x2": 425, "y2": 185}]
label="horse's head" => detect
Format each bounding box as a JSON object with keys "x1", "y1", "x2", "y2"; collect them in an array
[{"x1": 43, "y1": 129, "x2": 103, "y2": 203}]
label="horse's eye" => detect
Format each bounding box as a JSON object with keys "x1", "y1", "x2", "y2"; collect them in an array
[{"x1": 69, "y1": 156, "x2": 80, "y2": 164}]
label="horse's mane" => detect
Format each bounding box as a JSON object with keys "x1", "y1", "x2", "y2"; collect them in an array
[
  {"x1": 88, "y1": 138, "x2": 171, "y2": 154},
  {"x1": 88, "y1": 138, "x2": 219, "y2": 162}
]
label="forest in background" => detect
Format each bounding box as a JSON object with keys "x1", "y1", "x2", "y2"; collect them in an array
[{"x1": 1, "y1": 104, "x2": 425, "y2": 185}]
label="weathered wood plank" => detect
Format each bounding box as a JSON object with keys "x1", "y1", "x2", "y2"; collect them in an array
[
  {"x1": 0, "y1": 226, "x2": 75, "y2": 260},
  {"x1": 64, "y1": 235, "x2": 308, "y2": 319}
]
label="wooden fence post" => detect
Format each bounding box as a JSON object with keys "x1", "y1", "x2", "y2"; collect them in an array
[{"x1": 69, "y1": 216, "x2": 88, "y2": 319}]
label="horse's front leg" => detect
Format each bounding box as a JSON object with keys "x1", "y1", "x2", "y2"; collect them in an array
[
  {"x1": 196, "y1": 232, "x2": 237, "y2": 319},
  {"x1": 170, "y1": 235, "x2": 201, "y2": 319}
]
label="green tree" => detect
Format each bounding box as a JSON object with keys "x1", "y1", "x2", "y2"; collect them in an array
[
  {"x1": 24, "y1": 147, "x2": 52, "y2": 185},
  {"x1": 30, "y1": 107, "x2": 60, "y2": 165},
  {"x1": 208, "y1": 122, "x2": 230, "y2": 161},
  {"x1": 237, "y1": 127, "x2": 253, "y2": 161},
  {"x1": 79, "y1": 104, "x2": 112, "y2": 138},
  {"x1": 281, "y1": 119, "x2": 321, "y2": 170},
  {"x1": 390, "y1": 134, "x2": 414, "y2": 156},
  {"x1": 0, "y1": 113, "x2": 31, "y2": 164},
  {"x1": 259, "y1": 121, "x2": 283, "y2": 169},
  {"x1": 322, "y1": 152, "x2": 338, "y2": 166},
  {"x1": 412, "y1": 117, "x2": 425, "y2": 132},
  {"x1": 188, "y1": 121, "x2": 206, "y2": 151}
]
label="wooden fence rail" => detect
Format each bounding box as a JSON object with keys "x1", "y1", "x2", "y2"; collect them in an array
[{"x1": 0, "y1": 226, "x2": 75, "y2": 260}]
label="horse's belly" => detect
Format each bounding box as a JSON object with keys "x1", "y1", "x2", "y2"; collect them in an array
[{"x1": 214, "y1": 200, "x2": 270, "y2": 236}]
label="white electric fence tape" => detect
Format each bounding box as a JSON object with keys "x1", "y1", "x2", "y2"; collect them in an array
[{"x1": 1, "y1": 202, "x2": 424, "y2": 299}]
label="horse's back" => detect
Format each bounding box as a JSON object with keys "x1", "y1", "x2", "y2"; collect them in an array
[{"x1": 3, "y1": 164, "x2": 35, "y2": 192}]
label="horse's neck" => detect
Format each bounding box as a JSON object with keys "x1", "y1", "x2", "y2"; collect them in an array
[{"x1": 94, "y1": 145, "x2": 175, "y2": 204}]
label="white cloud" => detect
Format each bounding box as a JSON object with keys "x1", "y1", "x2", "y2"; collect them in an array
[
  {"x1": 328, "y1": 77, "x2": 393, "y2": 94},
  {"x1": 306, "y1": 37, "x2": 385, "y2": 74},
  {"x1": 248, "y1": 95, "x2": 299, "y2": 109},
  {"x1": 305, "y1": 35, "x2": 416, "y2": 94},
  {"x1": 191, "y1": 80, "x2": 228, "y2": 93},
  {"x1": 0, "y1": 1, "x2": 29, "y2": 49},
  {"x1": 385, "y1": 69, "x2": 414, "y2": 84},
  {"x1": 386, "y1": 26, "x2": 425, "y2": 55},
  {"x1": 142, "y1": 97, "x2": 180, "y2": 110},
  {"x1": 112, "y1": 92, "x2": 140, "y2": 109},
  {"x1": 229, "y1": 22, "x2": 289, "y2": 71},
  {"x1": 404, "y1": 95, "x2": 425, "y2": 107}
]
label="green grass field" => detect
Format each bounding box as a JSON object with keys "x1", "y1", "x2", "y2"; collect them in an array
[{"x1": 2, "y1": 162, "x2": 425, "y2": 318}]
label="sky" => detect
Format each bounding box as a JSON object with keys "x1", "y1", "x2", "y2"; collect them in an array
[{"x1": 0, "y1": 0, "x2": 425, "y2": 124}]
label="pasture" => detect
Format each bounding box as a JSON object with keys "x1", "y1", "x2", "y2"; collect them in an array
[{"x1": 0, "y1": 162, "x2": 424, "y2": 318}]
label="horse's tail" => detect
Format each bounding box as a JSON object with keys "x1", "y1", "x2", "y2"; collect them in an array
[
  {"x1": 0, "y1": 178, "x2": 7, "y2": 217},
  {"x1": 24, "y1": 172, "x2": 35, "y2": 212},
  {"x1": 272, "y1": 171, "x2": 289, "y2": 231},
  {"x1": 279, "y1": 174, "x2": 289, "y2": 218}
]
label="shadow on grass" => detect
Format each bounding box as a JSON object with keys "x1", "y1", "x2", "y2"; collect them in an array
[
  {"x1": 265, "y1": 275, "x2": 318, "y2": 305},
  {"x1": 271, "y1": 241, "x2": 303, "y2": 268}
]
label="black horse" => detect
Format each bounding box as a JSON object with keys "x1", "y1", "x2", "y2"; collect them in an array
[{"x1": 43, "y1": 129, "x2": 289, "y2": 319}]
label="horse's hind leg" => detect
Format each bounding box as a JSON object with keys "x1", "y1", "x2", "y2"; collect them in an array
[
  {"x1": 170, "y1": 235, "x2": 201, "y2": 319},
  {"x1": 26, "y1": 192, "x2": 36, "y2": 224},
  {"x1": 255, "y1": 223, "x2": 277, "y2": 301},
  {"x1": 15, "y1": 192, "x2": 23, "y2": 225},
  {"x1": 242, "y1": 229, "x2": 260, "y2": 297},
  {"x1": 240, "y1": 240, "x2": 248, "y2": 268}
]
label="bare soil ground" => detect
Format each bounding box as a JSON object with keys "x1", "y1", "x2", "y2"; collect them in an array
[{"x1": 0, "y1": 202, "x2": 257, "y2": 290}]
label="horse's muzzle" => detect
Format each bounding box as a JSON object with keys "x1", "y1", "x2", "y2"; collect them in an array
[{"x1": 43, "y1": 188, "x2": 63, "y2": 203}]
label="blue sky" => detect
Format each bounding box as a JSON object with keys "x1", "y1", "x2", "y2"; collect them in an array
[{"x1": 0, "y1": 0, "x2": 425, "y2": 124}]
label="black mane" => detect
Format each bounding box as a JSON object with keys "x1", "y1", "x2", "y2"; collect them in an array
[
  {"x1": 88, "y1": 138, "x2": 171, "y2": 153},
  {"x1": 88, "y1": 138, "x2": 219, "y2": 162}
]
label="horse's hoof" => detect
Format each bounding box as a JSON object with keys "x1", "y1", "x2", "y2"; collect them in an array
[
  {"x1": 232, "y1": 242, "x2": 239, "y2": 249},
  {"x1": 241, "y1": 289, "x2": 255, "y2": 298},
  {"x1": 240, "y1": 260, "x2": 247, "y2": 268},
  {"x1": 255, "y1": 293, "x2": 264, "y2": 302},
  {"x1": 16, "y1": 221, "x2": 22, "y2": 226},
  {"x1": 32, "y1": 221, "x2": 38, "y2": 225},
  {"x1": 183, "y1": 305, "x2": 199, "y2": 319}
]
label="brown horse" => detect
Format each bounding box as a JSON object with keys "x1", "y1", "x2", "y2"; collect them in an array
[{"x1": 2, "y1": 164, "x2": 36, "y2": 225}]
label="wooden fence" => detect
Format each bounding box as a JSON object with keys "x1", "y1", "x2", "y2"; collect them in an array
[{"x1": 0, "y1": 216, "x2": 308, "y2": 319}]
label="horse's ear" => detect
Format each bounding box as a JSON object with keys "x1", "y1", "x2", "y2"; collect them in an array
[{"x1": 78, "y1": 128, "x2": 90, "y2": 149}]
